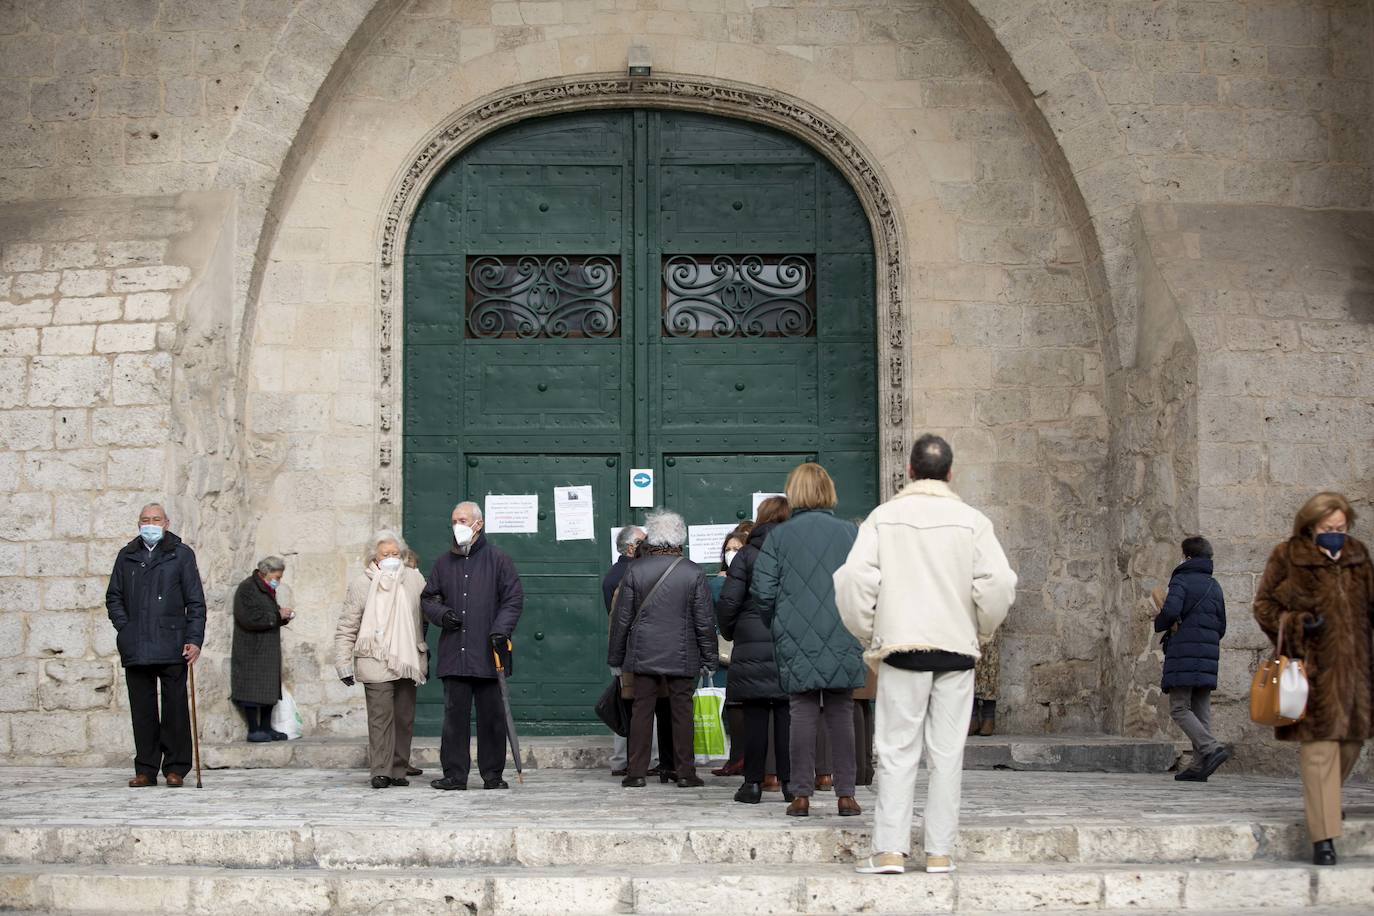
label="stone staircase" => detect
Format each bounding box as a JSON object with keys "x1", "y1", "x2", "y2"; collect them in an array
[
  {"x1": 1, "y1": 767, "x2": 1370, "y2": 914},
  {"x1": 195, "y1": 734, "x2": 1182, "y2": 774}
]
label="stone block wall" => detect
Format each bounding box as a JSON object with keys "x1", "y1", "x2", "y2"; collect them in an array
[
  {"x1": 0, "y1": 1, "x2": 1369, "y2": 770},
  {"x1": 0, "y1": 193, "x2": 237, "y2": 763},
  {"x1": 1125, "y1": 203, "x2": 1374, "y2": 780}
]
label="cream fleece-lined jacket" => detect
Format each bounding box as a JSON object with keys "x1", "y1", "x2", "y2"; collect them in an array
[{"x1": 834, "y1": 478, "x2": 1017, "y2": 669}]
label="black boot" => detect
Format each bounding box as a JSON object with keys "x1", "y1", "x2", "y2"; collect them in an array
[
  {"x1": 1313, "y1": 839, "x2": 1337, "y2": 866},
  {"x1": 733, "y1": 782, "x2": 762, "y2": 804}
]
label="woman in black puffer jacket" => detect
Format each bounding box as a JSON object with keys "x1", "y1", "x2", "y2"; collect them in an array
[
  {"x1": 1153, "y1": 535, "x2": 1228, "y2": 781},
  {"x1": 717, "y1": 496, "x2": 793, "y2": 804}
]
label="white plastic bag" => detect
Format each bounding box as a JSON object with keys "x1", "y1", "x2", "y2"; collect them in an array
[
  {"x1": 271, "y1": 687, "x2": 303, "y2": 740},
  {"x1": 1278, "y1": 661, "x2": 1309, "y2": 721}
]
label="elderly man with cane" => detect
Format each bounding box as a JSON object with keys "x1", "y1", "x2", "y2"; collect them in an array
[
  {"x1": 104, "y1": 502, "x2": 207, "y2": 788},
  {"x1": 423, "y1": 501, "x2": 525, "y2": 791}
]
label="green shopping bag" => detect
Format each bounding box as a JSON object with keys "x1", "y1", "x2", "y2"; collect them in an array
[{"x1": 692, "y1": 672, "x2": 728, "y2": 764}]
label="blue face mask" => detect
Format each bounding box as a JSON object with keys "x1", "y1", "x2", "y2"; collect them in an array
[
  {"x1": 1315, "y1": 532, "x2": 1346, "y2": 555},
  {"x1": 265, "y1": 578, "x2": 280, "y2": 591},
  {"x1": 139, "y1": 525, "x2": 163, "y2": 546}
]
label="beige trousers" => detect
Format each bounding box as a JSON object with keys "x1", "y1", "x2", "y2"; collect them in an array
[
  {"x1": 1299, "y1": 739, "x2": 1363, "y2": 842},
  {"x1": 363, "y1": 679, "x2": 417, "y2": 779}
]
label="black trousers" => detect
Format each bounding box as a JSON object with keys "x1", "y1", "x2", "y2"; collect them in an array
[
  {"x1": 440, "y1": 676, "x2": 506, "y2": 782},
  {"x1": 854, "y1": 698, "x2": 875, "y2": 786},
  {"x1": 628, "y1": 674, "x2": 695, "y2": 779},
  {"x1": 125, "y1": 663, "x2": 191, "y2": 778},
  {"x1": 742, "y1": 699, "x2": 791, "y2": 785}
]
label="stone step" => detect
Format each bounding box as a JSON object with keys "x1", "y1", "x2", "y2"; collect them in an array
[
  {"x1": 194, "y1": 734, "x2": 1180, "y2": 773},
  {"x1": 1, "y1": 860, "x2": 1371, "y2": 914},
  {"x1": 4, "y1": 814, "x2": 1372, "y2": 870}
]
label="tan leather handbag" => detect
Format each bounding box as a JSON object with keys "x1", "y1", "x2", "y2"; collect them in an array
[{"x1": 1249, "y1": 615, "x2": 1309, "y2": 727}]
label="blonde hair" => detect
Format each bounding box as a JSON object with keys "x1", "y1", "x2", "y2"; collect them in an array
[
  {"x1": 784, "y1": 463, "x2": 837, "y2": 510},
  {"x1": 1292, "y1": 492, "x2": 1356, "y2": 539}
]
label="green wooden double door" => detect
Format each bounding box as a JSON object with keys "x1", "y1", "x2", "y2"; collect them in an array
[{"x1": 403, "y1": 110, "x2": 877, "y2": 734}]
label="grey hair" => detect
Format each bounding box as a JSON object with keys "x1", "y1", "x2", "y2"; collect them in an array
[
  {"x1": 615, "y1": 526, "x2": 644, "y2": 556},
  {"x1": 454, "y1": 501, "x2": 483, "y2": 521},
  {"x1": 643, "y1": 510, "x2": 687, "y2": 548},
  {"x1": 256, "y1": 555, "x2": 286, "y2": 575},
  {"x1": 367, "y1": 529, "x2": 407, "y2": 564},
  {"x1": 139, "y1": 502, "x2": 168, "y2": 521}
]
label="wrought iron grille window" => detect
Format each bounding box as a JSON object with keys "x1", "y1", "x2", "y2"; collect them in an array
[
  {"x1": 466, "y1": 255, "x2": 621, "y2": 339},
  {"x1": 662, "y1": 254, "x2": 816, "y2": 338}
]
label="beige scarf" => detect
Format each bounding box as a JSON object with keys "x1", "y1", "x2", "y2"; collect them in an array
[{"x1": 355, "y1": 563, "x2": 426, "y2": 685}]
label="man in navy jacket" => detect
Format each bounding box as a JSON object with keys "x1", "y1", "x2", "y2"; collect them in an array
[
  {"x1": 104, "y1": 502, "x2": 207, "y2": 788},
  {"x1": 422, "y1": 501, "x2": 524, "y2": 790}
]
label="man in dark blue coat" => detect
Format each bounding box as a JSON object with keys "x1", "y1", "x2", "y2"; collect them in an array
[
  {"x1": 422, "y1": 501, "x2": 524, "y2": 790},
  {"x1": 1154, "y1": 536, "x2": 1229, "y2": 782},
  {"x1": 104, "y1": 502, "x2": 207, "y2": 788}
]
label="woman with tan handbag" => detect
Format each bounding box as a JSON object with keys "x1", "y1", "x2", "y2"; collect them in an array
[{"x1": 1253, "y1": 492, "x2": 1374, "y2": 867}]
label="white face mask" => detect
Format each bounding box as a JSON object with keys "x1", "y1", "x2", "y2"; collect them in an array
[
  {"x1": 723, "y1": 550, "x2": 739, "y2": 568},
  {"x1": 378, "y1": 556, "x2": 402, "y2": 572},
  {"x1": 453, "y1": 524, "x2": 475, "y2": 546}
]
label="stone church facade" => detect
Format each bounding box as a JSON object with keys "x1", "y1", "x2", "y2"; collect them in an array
[{"x1": 0, "y1": 0, "x2": 1369, "y2": 775}]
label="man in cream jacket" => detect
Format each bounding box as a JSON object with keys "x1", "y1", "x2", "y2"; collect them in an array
[{"x1": 835, "y1": 434, "x2": 1017, "y2": 876}]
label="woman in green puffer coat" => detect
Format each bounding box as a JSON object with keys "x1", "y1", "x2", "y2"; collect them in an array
[{"x1": 752, "y1": 463, "x2": 864, "y2": 818}]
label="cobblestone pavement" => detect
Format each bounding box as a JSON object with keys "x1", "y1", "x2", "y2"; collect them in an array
[{"x1": 2, "y1": 767, "x2": 1371, "y2": 830}]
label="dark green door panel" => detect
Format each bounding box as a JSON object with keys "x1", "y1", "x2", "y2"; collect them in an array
[
  {"x1": 465, "y1": 454, "x2": 619, "y2": 730},
  {"x1": 404, "y1": 110, "x2": 877, "y2": 734},
  {"x1": 461, "y1": 343, "x2": 622, "y2": 434}
]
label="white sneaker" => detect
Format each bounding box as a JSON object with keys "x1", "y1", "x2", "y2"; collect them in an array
[
  {"x1": 854, "y1": 852, "x2": 906, "y2": 875},
  {"x1": 925, "y1": 854, "x2": 956, "y2": 874}
]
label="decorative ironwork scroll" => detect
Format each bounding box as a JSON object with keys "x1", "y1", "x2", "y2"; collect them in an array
[
  {"x1": 465, "y1": 255, "x2": 621, "y2": 339},
  {"x1": 662, "y1": 254, "x2": 815, "y2": 338}
]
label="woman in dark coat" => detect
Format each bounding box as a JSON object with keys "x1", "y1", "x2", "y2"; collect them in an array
[
  {"x1": 231, "y1": 556, "x2": 294, "y2": 741},
  {"x1": 1153, "y1": 536, "x2": 1227, "y2": 781},
  {"x1": 1254, "y1": 492, "x2": 1374, "y2": 867},
  {"x1": 608, "y1": 509, "x2": 719, "y2": 789},
  {"x1": 717, "y1": 497, "x2": 793, "y2": 804}
]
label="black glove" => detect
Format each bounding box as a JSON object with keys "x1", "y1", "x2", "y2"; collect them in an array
[
  {"x1": 340, "y1": 675, "x2": 355, "y2": 687},
  {"x1": 1303, "y1": 615, "x2": 1326, "y2": 636},
  {"x1": 491, "y1": 633, "x2": 512, "y2": 674},
  {"x1": 441, "y1": 610, "x2": 463, "y2": 631}
]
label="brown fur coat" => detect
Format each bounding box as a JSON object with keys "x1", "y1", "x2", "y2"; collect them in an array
[{"x1": 1253, "y1": 535, "x2": 1374, "y2": 742}]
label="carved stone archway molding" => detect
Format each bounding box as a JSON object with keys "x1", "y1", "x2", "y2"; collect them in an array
[{"x1": 374, "y1": 73, "x2": 911, "y2": 525}]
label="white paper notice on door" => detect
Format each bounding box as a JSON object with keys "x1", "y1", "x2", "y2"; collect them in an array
[
  {"x1": 484, "y1": 494, "x2": 539, "y2": 534},
  {"x1": 688, "y1": 523, "x2": 738, "y2": 565},
  {"x1": 554, "y1": 485, "x2": 595, "y2": 541},
  {"x1": 752, "y1": 492, "x2": 785, "y2": 519}
]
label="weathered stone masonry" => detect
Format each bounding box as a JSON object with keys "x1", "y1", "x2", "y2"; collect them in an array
[{"x1": 0, "y1": 1, "x2": 1370, "y2": 777}]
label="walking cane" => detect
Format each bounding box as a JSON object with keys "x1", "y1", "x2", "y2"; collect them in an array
[{"x1": 187, "y1": 659, "x2": 203, "y2": 788}]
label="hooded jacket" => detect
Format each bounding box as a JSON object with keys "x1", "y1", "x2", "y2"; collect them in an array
[
  {"x1": 105, "y1": 531, "x2": 207, "y2": 668},
  {"x1": 834, "y1": 479, "x2": 1016, "y2": 669},
  {"x1": 715, "y1": 522, "x2": 787, "y2": 702},
  {"x1": 1154, "y1": 556, "x2": 1226, "y2": 691}
]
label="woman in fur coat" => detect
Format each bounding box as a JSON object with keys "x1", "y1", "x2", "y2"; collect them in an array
[{"x1": 1253, "y1": 492, "x2": 1373, "y2": 867}]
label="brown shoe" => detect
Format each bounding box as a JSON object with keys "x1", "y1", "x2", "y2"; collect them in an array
[
  {"x1": 164, "y1": 772, "x2": 184, "y2": 788},
  {"x1": 610, "y1": 768, "x2": 629, "y2": 777},
  {"x1": 761, "y1": 774, "x2": 781, "y2": 792},
  {"x1": 786, "y1": 796, "x2": 810, "y2": 817},
  {"x1": 406, "y1": 766, "x2": 423, "y2": 777},
  {"x1": 838, "y1": 795, "x2": 862, "y2": 817},
  {"x1": 128, "y1": 773, "x2": 156, "y2": 788},
  {"x1": 978, "y1": 717, "x2": 995, "y2": 737},
  {"x1": 815, "y1": 773, "x2": 834, "y2": 791}
]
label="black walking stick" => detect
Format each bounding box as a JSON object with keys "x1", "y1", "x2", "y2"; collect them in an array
[
  {"x1": 493, "y1": 639, "x2": 524, "y2": 784},
  {"x1": 188, "y1": 659, "x2": 203, "y2": 788}
]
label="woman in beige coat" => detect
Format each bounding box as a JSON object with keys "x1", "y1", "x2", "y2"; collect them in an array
[{"x1": 335, "y1": 530, "x2": 428, "y2": 788}]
